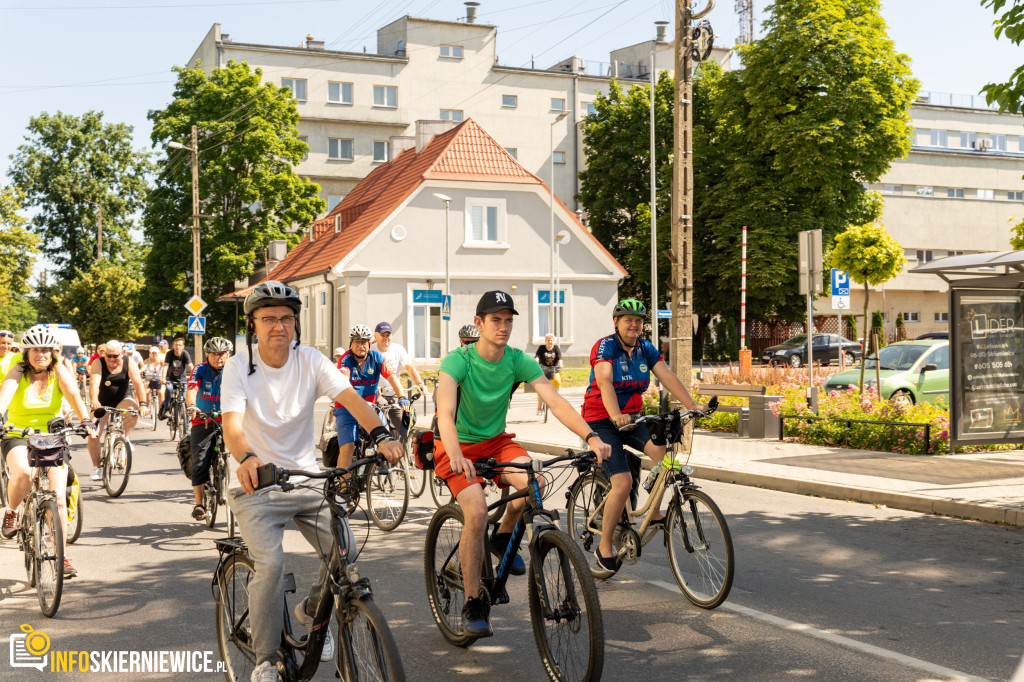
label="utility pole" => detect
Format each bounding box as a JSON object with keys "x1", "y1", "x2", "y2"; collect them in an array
[
  {"x1": 84, "y1": 200, "x2": 103, "y2": 261},
  {"x1": 670, "y1": 0, "x2": 714, "y2": 383},
  {"x1": 170, "y1": 125, "x2": 203, "y2": 361}
]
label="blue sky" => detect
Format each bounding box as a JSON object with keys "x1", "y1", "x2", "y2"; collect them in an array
[{"x1": 0, "y1": 0, "x2": 1020, "y2": 182}]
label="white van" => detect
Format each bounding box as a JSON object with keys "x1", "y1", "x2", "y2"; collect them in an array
[{"x1": 39, "y1": 324, "x2": 83, "y2": 357}]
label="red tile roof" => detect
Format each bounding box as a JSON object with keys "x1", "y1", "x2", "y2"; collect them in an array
[{"x1": 222, "y1": 118, "x2": 625, "y2": 296}]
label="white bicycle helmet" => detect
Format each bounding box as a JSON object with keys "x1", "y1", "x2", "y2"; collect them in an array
[
  {"x1": 76, "y1": 346, "x2": 85, "y2": 354},
  {"x1": 21, "y1": 326, "x2": 61, "y2": 349},
  {"x1": 204, "y1": 336, "x2": 232, "y2": 353},
  {"x1": 350, "y1": 324, "x2": 373, "y2": 341},
  {"x1": 458, "y1": 324, "x2": 480, "y2": 339}
]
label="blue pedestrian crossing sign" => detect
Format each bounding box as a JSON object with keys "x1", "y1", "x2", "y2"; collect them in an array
[
  {"x1": 441, "y1": 295, "x2": 451, "y2": 321},
  {"x1": 188, "y1": 316, "x2": 206, "y2": 334}
]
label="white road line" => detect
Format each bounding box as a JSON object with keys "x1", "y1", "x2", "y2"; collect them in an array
[{"x1": 648, "y1": 580, "x2": 992, "y2": 682}]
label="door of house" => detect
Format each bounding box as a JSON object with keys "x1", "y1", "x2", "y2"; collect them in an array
[{"x1": 411, "y1": 289, "x2": 443, "y2": 359}]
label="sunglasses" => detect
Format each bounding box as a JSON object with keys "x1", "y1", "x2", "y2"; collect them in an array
[{"x1": 0, "y1": 331, "x2": 13, "y2": 339}]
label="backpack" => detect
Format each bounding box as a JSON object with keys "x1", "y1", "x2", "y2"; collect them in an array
[
  {"x1": 176, "y1": 434, "x2": 194, "y2": 478},
  {"x1": 413, "y1": 430, "x2": 435, "y2": 469}
]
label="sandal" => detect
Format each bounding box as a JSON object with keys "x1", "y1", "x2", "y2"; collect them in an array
[{"x1": 191, "y1": 504, "x2": 207, "y2": 521}]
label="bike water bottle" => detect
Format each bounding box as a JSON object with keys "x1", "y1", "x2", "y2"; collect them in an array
[{"x1": 643, "y1": 462, "x2": 662, "y2": 493}]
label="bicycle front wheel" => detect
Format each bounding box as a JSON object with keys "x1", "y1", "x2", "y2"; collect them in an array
[
  {"x1": 365, "y1": 458, "x2": 409, "y2": 531},
  {"x1": 429, "y1": 471, "x2": 452, "y2": 508},
  {"x1": 527, "y1": 530, "x2": 604, "y2": 682},
  {"x1": 35, "y1": 497, "x2": 65, "y2": 618},
  {"x1": 423, "y1": 503, "x2": 477, "y2": 647},
  {"x1": 66, "y1": 465, "x2": 83, "y2": 544},
  {"x1": 103, "y1": 436, "x2": 132, "y2": 497},
  {"x1": 403, "y1": 436, "x2": 427, "y2": 499},
  {"x1": 565, "y1": 472, "x2": 611, "y2": 554},
  {"x1": 215, "y1": 552, "x2": 258, "y2": 682},
  {"x1": 336, "y1": 596, "x2": 406, "y2": 681},
  {"x1": 204, "y1": 479, "x2": 219, "y2": 529},
  {"x1": 0, "y1": 462, "x2": 9, "y2": 507},
  {"x1": 151, "y1": 394, "x2": 160, "y2": 431},
  {"x1": 666, "y1": 488, "x2": 734, "y2": 609}
]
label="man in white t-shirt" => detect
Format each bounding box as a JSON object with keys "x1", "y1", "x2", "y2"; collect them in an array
[
  {"x1": 221, "y1": 282, "x2": 403, "y2": 682},
  {"x1": 371, "y1": 321, "x2": 426, "y2": 434}
]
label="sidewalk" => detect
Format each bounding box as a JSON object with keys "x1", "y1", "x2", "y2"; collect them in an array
[{"x1": 414, "y1": 387, "x2": 1024, "y2": 528}]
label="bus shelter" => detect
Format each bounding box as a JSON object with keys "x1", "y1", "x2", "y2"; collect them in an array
[{"x1": 914, "y1": 251, "x2": 1024, "y2": 446}]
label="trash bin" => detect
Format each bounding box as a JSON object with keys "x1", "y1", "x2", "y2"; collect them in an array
[
  {"x1": 737, "y1": 408, "x2": 750, "y2": 437},
  {"x1": 749, "y1": 395, "x2": 783, "y2": 439}
]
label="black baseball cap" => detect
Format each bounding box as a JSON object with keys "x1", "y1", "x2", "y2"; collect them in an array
[
  {"x1": 476, "y1": 290, "x2": 519, "y2": 316},
  {"x1": 374, "y1": 321, "x2": 392, "y2": 334}
]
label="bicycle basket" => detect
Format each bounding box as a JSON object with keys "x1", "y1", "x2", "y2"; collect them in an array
[
  {"x1": 413, "y1": 431, "x2": 434, "y2": 469},
  {"x1": 27, "y1": 434, "x2": 67, "y2": 467},
  {"x1": 177, "y1": 433, "x2": 194, "y2": 478}
]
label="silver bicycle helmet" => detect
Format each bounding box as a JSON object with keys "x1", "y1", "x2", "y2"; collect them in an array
[
  {"x1": 21, "y1": 326, "x2": 61, "y2": 349},
  {"x1": 458, "y1": 324, "x2": 480, "y2": 339},
  {"x1": 204, "y1": 336, "x2": 232, "y2": 354},
  {"x1": 244, "y1": 280, "x2": 301, "y2": 315},
  {"x1": 350, "y1": 324, "x2": 373, "y2": 341}
]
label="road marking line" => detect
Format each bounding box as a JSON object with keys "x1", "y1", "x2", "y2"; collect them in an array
[{"x1": 648, "y1": 580, "x2": 992, "y2": 682}]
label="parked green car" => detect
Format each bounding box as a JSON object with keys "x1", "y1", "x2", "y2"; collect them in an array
[{"x1": 822, "y1": 339, "x2": 949, "y2": 405}]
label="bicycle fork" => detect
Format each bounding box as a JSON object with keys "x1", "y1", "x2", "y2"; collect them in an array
[{"x1": 669, "y1": 484, "x2": 710, "y2": 554}]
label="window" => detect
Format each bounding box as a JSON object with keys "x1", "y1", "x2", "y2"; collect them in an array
[
  {"x1": 327, "y1": 195, "x2": 344, "y2": 211},
  {"x1": 929, "y1": 129, "x2": 947, "y2": 147},
  {"x1": 882, "y1": 184, "x2": 902, "y2": 195},
  {"x1": 552, "y1": 151, "x2": 566, "y2": 164},
  {"x1": 440, "y1": 109, "x2": 464, "y2": 122},
  {"x1": 373, "y1": 140, "x2": 390, "y2": 162},
  {"x1": 916, "y1": 186, "x2": 934, "y2": 197},
  {"x1": 464, "y1": 199, "x2": 507, "y2": 245},
  {"x1": 947, "y1": 188, "x2": 964, "y2": 198},
  {"x1": 550, "y1": 98, "x2": 566, "y2": 111},
  {"x1": 1009, "y1": 191, "x2": 1024, "y2": 201},
  {"x1": 586, "y1": 102, "x2": 598, "y2": 117},
  {"x1": 412, "y1": 302, "x2": 442, "y2": 359},
  {"x1": 927, "y1": 345, "x2": 950, "y2": 370},
  {"x1": 298, "y1": 135, "x2": 309, "y2": 161},
  {"x1": 328, "y1": 138, "x2": 353, "y2": 161},
  {"x1": 960, "y1": 131, "x2": 977, "y2": 148},
  {"x1": 992, "y1": 134, "x2": 1007, "y2": 151},
  {"x1": 281, "y1": 78, "x2": 307, "y2": 101},
  {"x1": 373, "y1": 85, "x2": 397, "y2": 107},
  {"x1": 303, "y1": 295, "x2": 309, "y2": 309},
  {"x1": 328, "y1": 81, "x2": 353, "y2": 104},
  {"x1": 917, "y1": 250, "x2": 933, "y2": 263},
  {"x1": 903, "y1": 312, "x2": 919, "y2": 322},
  {"x1": 505, "y1": 148, "x2": 517, "y2": 159},
  {"x1": 947, "y1": 250, "x2": 965, "y2": 257},
  {"x1": 978, "y1": 189, "x2": 994, "y2": 200},
  {"x1": 533, "y1": 286, "x2": 571, "y2": 342},
  {"x1": 440, "y1": 45, "x2": 464, "y2": 58},
  {"x1": 502, "y1": 94, "x2": 518, "y2": 108},
  {"x1": 934, "y1": 312, "x2": 949, "y2": 322}
]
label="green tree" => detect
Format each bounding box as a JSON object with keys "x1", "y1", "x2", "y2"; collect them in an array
[
  {"x1": 980, "y1": 1, "x2": 1024, "y2": 111},
  {"x1": 143, "y1": 60, "x2": 325, "y2": 332},
  {"x1": 0, "y1": 295, "x2": 38, "y2": 331},
  {"x1": 698, "y1": 0, "x2": 918, "y2": 323},
  {"x1": 0, "y1": 186, "x2": 41, "y2": 307},
  {"x1": 830, "y1": 222, "x2": 904, "y2": 392},
  {"x1": 50, "y1": 261, "x2": 147, "y2": 343},
  {"x1": 8, "y1": 111, "x2": 152, "y2": 281}
]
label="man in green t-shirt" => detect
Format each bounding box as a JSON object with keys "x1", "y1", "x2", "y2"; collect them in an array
[{"x1": 434, "y1": 290, "x2": 610, "y2": 638}]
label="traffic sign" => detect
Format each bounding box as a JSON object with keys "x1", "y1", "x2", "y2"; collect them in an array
[
  {"x1": 831, "y1": 269, "x2": 850, "y2": 296},
  {"x1": 441, "y1": 295, "x2": 451, "y2": 321},
  {"x1": 187, "y1": 316, "x2": 206, "y2": 334},
  {"x1": 831, "y1": 295, "x2": 850, "y2": 310},
  {"x1": 184, "y1": 295, "x2": 207, "y2": 316},
  {"x1": 657, "y1": 309, "x2": 672, "y2": 319}
]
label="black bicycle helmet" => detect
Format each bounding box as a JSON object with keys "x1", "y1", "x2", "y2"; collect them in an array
[
  {"x1": 458, "y1": 324, "x2": 480, "y2": 339},
  {"x1": 612, "y1": 298, "x2": 647, "y2": 318},
  {"x1": 244, "y1": 280, "x2": 302, "y2": 374},
  {"x1": 204, "y1": 336, "x2": 232, "y2": 354}
]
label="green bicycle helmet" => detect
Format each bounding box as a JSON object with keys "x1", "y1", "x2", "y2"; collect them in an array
[{"x1": 612, "y1": 298, "x2": 647, "y2": 318}]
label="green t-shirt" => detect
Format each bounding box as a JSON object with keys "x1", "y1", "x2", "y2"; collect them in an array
[{"x1": 439, "y1": 344, "x2": 543, "y2": 444}]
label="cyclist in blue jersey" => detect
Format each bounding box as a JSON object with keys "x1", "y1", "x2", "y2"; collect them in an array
[
  {"x1": 581, "y1": 298, "x2": 702, "y2": 578},
  {"x1": 332, "y1": 325, "x2": 408, "y2": 468},
  {"x1": 185, "y1": 336, "x2": 231, "y2": 521}
]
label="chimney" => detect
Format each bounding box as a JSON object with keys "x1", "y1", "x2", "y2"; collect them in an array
[
  {"x1": 390, "y1": 135, "x2": 416, "y2": 158},
  {"x1": 465, "y1": 1, "x2": 479, "y2": 23},
  {"x1": 335, "y1": 214, "x2": 342, "y2": 233},
  {"x1": 305, "y1": 33, "x2": 325, "y2": 50},
  {"x1": 655, "y1": 21, "x2": 668, "y2": 43},
  {"x1": 415, "y1": 120, "x2": 459, "y2": 152},
  {"x1": 268, "y1": 239, "x2": 287, "y2": 262}
]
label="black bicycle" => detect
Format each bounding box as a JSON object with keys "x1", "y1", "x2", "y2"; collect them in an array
[
  {"x1": 190, "y1": 409, "x2": 233, "y2": 531},
  {"x1": 166, "y1": 381, "x2": 188, "y2": 442},
  {"x1": 378, "y1": 391, "x2": 427, "y2": 499},
  {"x1": 212, "y1": 454, "x2": 405, "y2": 682},
  {"x1": 424, "y1": 451, "x2": 604, "y2": 682}
]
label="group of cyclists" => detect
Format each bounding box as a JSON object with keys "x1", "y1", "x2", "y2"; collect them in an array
[{"x1": 1, "y1": 282, "x2": 705, "y2": 680}]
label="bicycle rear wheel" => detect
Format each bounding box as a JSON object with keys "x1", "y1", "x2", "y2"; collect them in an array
[
  {"x1": 35, "y1": 497, "x2": 65, "y2": 618},
  {"x1": 403, "y1": 436, "x2": 427, "y2": 499},
  {"x1": 204, "y1": 478, "x2": 219, "y2": 528},
  {"x1": 0, "y1": 461, "x2": 9, "y2": 507},
  {"x1": 365, "y1": 458, "x2": 409, "y2": 531},
  {"x1": 103, "y1": 436, "x2": 132, "y2": 497},
  {"x1": 423, "y1": 504, "x2": 477, "y2": 647},
  {"x1": 215, "y1": 552, "x2": 258, "y2": 682},
  {"x1": 565, "y1": 472, "x2": 611, "y2": 554},
  {"x1": 429, "y1": 471, "x2": 452, "y2": 508},
  {"x1": 335, "y1": 596, "x2": 406, "y2": 681},
  {"x1": 150, "y1": 394, "x2": 160, "y2": 431},
  {"x1": 666, "y1": 488, "x2": 734, "y2": 609},
  {"x1": 527, "y1": 530, "x2": 604, "y2": 682},
  {"x1": 66, "y1": 465, "x2": 83, "y2": 544}
]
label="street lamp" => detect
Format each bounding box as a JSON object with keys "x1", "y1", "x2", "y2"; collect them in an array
[
  {"x1": 83, "y1": 199, "x2": 103, "y2": 261},
  {"x1": 651, "y1": 20, "x2": 670, "y2": 350},
  {"x1": 550, "y1": 109, "x2": 571, "y2": 343},
  {"x1": 169, "y1": 125, "x2": 202, "y2": 361},
  {"x1": 554, "y1": 230, "x2": 570, "y2": 339},
  {"x1": 433, "y1": 192, "x2": 452, "y2": 353}
]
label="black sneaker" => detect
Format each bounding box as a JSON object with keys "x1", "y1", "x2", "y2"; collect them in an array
[
  {"x1": 490, "y1": 532, "x2": 526, "y2": 576},
  {"x1": 592, "y1": 547, "x2": 619, "y2": 579},
  {"x1": 462, "y1": 597, "x2": 492, "y2": 638},
  {"x1": 1, "y1": 509, "x2": 18, "y2": 539}
]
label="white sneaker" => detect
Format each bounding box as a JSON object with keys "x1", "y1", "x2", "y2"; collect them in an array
[
  {"x1": 536, "y1": 409, "x2": 544, "y2": 416},
  {"x1": 294, "y1": 598, "x2": 334, "y2": 662},
  {"x1": 90, "y1": 467, "x2": 102, "y2": 481},
  {"x1": 250, "y1": 661, "x2": 278, "y2": 682}
]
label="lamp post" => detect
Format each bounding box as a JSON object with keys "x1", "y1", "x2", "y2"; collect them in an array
[
  {"x1": 169, "y1": 124, "x2": 202, "y2": 362},
  {"x1": 433, "y1": 192, "x2": 453, "y2": 353},
  {"x1": 83, "y1": 199, "x2": 103, "y2": 261},
  {"x1": 550, "y1": 109, "x2": 571, "y2": 342},
  {"x1": 554, "y1": 230, "x2": 570, "y2": 339},
  {"x1": 651, "y1": 20, "x2": 669, "y2": 350}
]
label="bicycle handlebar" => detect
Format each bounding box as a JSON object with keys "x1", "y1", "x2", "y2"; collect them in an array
[
  {"x1": 618, "y1": 396, "x2": 719, "y2": 432},
  {"x1": 93, "y1": 406, "x2": 141, "y2": 418},
  {"x1": 256, "y1": 452, "x2": 387, "y2": 491},
  {"x1": 474, "y1": 450, "x2": 597, "y2": 480}
]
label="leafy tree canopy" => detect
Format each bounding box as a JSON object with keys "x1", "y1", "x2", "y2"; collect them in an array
[
  {"x1": 981, "y1": 0, "x2": 1024, "y2": 110},
  {"x1": 7, "y1": 111, "x2": 152, "y2": 281},
  {"x1": 143, "y1": 60, "x2": 325, "y2": 332},
  {"x1": 50, "y1": 261, "x2": 148, "y2": 344},
  {"x1": 0, "y1": 295, "x2": 38, "y2": 331},
  {"x1": 0, "y1": 186, "x2": 41, "y2": 307}
]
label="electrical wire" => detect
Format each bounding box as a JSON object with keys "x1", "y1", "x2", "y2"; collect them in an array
[{"x1": 3, "y1": 0, "x2": 346, "y2": 9}]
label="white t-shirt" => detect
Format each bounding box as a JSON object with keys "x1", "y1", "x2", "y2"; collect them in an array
[
  {"x1": 371, "y1": 341, "x2": 413, "y2": 396},
  {"x1": 221, "y1": 344, "x2": 351, "y2": 488}
]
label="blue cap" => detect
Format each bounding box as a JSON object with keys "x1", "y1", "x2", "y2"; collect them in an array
[{"x1": 374, "y1": 322, "x2": 392, "y2": 334}]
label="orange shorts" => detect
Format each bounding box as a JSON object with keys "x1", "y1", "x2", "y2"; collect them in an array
[{"x1": 433, "y1": 432, "x2": 528, "y2": 498}]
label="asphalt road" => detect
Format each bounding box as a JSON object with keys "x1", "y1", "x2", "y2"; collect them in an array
[{"x1": 1, "y1": 411, "x2": 1022, "y2": 682}]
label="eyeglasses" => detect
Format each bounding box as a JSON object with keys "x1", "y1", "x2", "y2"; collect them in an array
[{"x1": 256, "y1": 315, "x2": 297, "y2": 327}]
